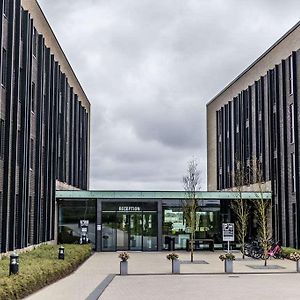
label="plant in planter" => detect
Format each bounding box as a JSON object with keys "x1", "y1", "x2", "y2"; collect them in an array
[
  {"x1": 166, "y1": 253, "x2": 180, "y2": 274},
  {"x1": 118, "y1": 252, "x2": 129, "y2": 275},
  {"x1": 289, "y1": 252, "x2": 300, "y2": 272},
  {"x1": 219, "y1": 253, "x2": 235, "y2": 273}
]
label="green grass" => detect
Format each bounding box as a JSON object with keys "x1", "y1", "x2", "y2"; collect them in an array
[{"x1": 0, "y1": 244, "x2": 92, "y2": 300}]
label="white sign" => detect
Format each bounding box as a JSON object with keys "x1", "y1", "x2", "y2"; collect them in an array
[
  {"x1": 80, "y1": 220, "x2": 89, "y2": 227},
  {"x1": 118, "y1": 206, "x2": 141, "y2": 212},
  {"x1": 222, "y1": 223, "x2": 234, "y2": 242},
  {"x1": 97, "y1": 224, "x2": 102, "y2": 231}
]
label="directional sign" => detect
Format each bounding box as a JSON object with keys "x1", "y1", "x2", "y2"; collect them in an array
[{"x1": 222, "y1": 223, "x2": 234, "y2": 242}]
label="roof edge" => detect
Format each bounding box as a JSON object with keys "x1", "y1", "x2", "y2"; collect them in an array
[
  {"x1": 22, "y1": 0, "x2": 91, "y2": 109},
  {"x1": 206, "y1": 20, "x2": 300, "y2": 107}
]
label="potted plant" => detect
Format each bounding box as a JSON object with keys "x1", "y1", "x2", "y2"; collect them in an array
[
  {"x1": 289, "y1": 252, "x2": 300, "y2": 272},
  {"x1": 166, "y1": 252, "x2": 180, "y2": 274},
  {"x1": 118, "y1": 252, "x2": 129, "y2": 275},
  {"x1": 219, "y1": 253, "x2": 235, "y2": 273}
]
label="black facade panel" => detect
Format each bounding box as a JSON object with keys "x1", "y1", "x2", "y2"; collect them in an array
[{"x1": 0, "y1": 1, "x2": 90, "y2": 252}]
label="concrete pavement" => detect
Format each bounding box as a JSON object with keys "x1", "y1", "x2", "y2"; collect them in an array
[
  {"x1": 100, "y1": 273, "x2": 300, "y2": 300},
  {"x1": 25, "y1": 251, "x2": 300, "y2": 300}
]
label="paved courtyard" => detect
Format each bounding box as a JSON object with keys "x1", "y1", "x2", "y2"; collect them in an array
[
  {"x1": 25, "y1": 251, "x2": 300, "y2": 300},
  {"x1": 100, "y1": 273, "x2": 300, "y2": 300}
]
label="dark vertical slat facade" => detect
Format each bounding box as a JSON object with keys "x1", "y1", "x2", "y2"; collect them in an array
[
  {"x1": 0, "y1": 0, "x2": 89, "y2": 253},
  {"x1": 216, "y1": 49, "x2": 300, "y2": 248}
]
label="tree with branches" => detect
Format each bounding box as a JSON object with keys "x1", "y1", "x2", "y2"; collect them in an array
[
  {"x1": 182, "y1": 159, "x2": 201, "y2": 262},
  {"x1": 230, "y1": 159, "x2": 250, "y2": 259},
  {"x1": 251, "y1": 158, "x2": 272, "y2": 266}
]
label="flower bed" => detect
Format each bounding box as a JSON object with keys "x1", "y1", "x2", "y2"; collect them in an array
[{"x1": 0, "y1": 244, "x2": 92, "y2": 300}]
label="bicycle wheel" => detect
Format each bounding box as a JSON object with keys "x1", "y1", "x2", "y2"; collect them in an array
[
  {"x1": 242, "y1": 244, "x2": 251, "y2": 257},
  {"x1": 251, "y1": 249, "x2": 261, "y2": 259}
]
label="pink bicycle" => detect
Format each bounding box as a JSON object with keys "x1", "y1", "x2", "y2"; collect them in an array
[{"x1": 267, "y1": 241, "x2": 282, "y2": 259}]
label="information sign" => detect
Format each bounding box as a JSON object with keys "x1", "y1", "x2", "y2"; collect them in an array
[{"x1": 222, "y1": 223, "x2": 234, "y2": 242}]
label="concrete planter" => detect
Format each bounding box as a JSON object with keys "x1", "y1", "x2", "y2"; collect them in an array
[
  {"x1": 224, "y1": 260, "x2": 233, "y2": 273},
  {"x1": 296, "y1": 260, "x2": 300, "y2": 272},
  {"x1": 172, "y1": 259, "x2": 180, "y2": 274},
  {"x1": 120, "y1": 261, "x2": 128, "y2": 275}
]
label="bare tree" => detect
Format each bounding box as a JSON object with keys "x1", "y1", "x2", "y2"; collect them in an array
[
  {"x1": 251, "y1": 158, "x2": 272, "y2": 266},
  {"x1": 230, "y1": 159, "x2": 250, "y2": 259},
  {"x1": 182, "y1": 159, "x2": 201, "y2": 262}
]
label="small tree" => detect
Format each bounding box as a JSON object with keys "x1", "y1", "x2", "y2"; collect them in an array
[
  {"x1": 182, "y1": 159, "x2": 201, "y2": 262},
  {"x1": 251, "y1": 158, "x2": 272, "y2": 266},
  {"x1": 230, "y1": 159, "x2": 250, "y2": 259}
]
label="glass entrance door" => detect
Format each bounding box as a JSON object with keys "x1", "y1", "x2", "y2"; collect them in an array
[
  {"x1": 116, "y1": 212, "x2": 143, "y2": 250},
  {"x1": 102, "y1": 202, "x2": 158, "y2": 251},
  {"x1": 129, "y1": 213, "x2": 142, "y2": 251},
  {"x1": 116, "y1": 213, "x2": 129, "y2": 250}
]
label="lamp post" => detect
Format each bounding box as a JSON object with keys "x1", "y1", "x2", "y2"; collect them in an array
[
  {"x1": 58, "y1": 245, "x2": 65, "y2": 260},
  {"x1": 9, "y1": 253, "x2": 19, "y2": 275}
]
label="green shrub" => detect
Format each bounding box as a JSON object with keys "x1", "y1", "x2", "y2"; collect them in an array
[
  {"x1": 0, "y1": 244, "x2": 92, "y2": 300},
  {"x1": 282, "y1": 247, "x2": 300, "y2": 258}
]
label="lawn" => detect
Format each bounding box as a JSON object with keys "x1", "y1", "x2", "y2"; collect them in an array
[{"x1": 0, "y1": 244, "x2": 92, "y2": 300}]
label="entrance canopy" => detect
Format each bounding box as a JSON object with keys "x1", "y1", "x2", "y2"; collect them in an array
[{"x1": 56, "y1": 190, "x2": 272, "y2": 200}]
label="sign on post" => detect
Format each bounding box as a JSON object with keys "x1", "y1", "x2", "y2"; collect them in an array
[
  {"x1": 222, "y1": 223, "x2": 235, "y2": 242},
  {"x1": 222, "y1": 223, "x2": 234, "y2": 253}
]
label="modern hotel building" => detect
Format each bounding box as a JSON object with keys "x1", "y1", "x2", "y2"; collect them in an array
[
  {"x1": 0, "y1": 0, "x2": 90, "y2": 253},
  {"x1": 207, "y1": 21, "x2": 300, "y2": 248}
]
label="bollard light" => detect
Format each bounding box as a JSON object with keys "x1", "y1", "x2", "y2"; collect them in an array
[
  {"x1": 58, "y1": 245, "x2": 65, "y2": 260},
  {"x1": 9, "y1": 252, "x2": 19, "y2": 275},
  {"x1": 82, "y1": 234, "x2": 87, "y2": 244}
]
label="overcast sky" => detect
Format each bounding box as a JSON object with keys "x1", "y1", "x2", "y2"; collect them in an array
[{"x1": 38, "y1": 0, "x2": 300, "y2": 191}]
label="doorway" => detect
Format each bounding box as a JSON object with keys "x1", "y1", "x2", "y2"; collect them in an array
[
  {"x1": 101, "y1": 209, "x2": 158, "y2": 251},
  {"x1": 116, "y1": 212, "x2": 143, "y2": 251}
]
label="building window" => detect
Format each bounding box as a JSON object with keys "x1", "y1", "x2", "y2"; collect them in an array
[
  {"x1": 290, "y1": 103, "x2": 295, "y2": 144},
  {"x1": 3, "y1": 0, "x2": 8, "y2": 18},
  {"x1": 245, "y1": 127, "x2": 250, "y2": 159},
  {"x1": 258, "y1": 119, "x2": 262, "y2": 157},
  {"x1": 32, "y1": 28, "x2": 37, "y2": 57},
  {"x1": 1, "y1": 48, "x2": 7, "y2": 88},
  {"x1": 0, "y1": 119, "x2": 4, "y2": 159},
  {"x1": 31, "y1": 82, "x2": 35, "y2": 112},
  {"x1": 289, "y1": 55, "x2": 294, "y2": 95},
  {"x1": 272, "y1": 112, "x2": 277, "y2": 149},
  {"x1": 291, "y1": 152, "x2": 296, "y2": 193},
  {"x1": 273, "y1": 158, "x2": 277, "y2": 195},
  {"x1": 292, "y1": 203, "x2": 297, "y2": 248},
  {"x1": 30, "y1": 138, "x2": 34, "y2": 170},
  {"x1": 17, "y1": 130, "x2": 21, "y2": 166}
]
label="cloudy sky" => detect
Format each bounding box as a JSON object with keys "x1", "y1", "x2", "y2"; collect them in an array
[{"x1": 38, "y1": 0, "x2": 300, "y2": 191}]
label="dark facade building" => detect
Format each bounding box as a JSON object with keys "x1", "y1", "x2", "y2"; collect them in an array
[
  {"x1": 0, "y1": 0, "x2": 90, "y2": 253},
  {"x1": 207, "y1": 21, "x2": 300, "y2": 248}
]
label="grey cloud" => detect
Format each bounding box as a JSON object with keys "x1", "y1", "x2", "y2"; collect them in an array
[{"x1": 38, "y1": 0, "x2": 300, "y2": 190}]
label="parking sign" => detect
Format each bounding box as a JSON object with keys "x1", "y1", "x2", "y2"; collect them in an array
[{"x1": 222, "y1": 223, "x2": 234, "y2": 242}]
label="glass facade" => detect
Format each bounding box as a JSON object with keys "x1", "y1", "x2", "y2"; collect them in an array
[
  {"x1": 102, "y1": 202, "x2": 158, "y2": 251},
  {"x1": 58, "y1": 200, "x2": 96, "y2": 244},
  {"x1": 58, "y1": 198, "x2": 223, "y2": 251},
  {"x1": 162, "y1": 200, "x2": 221, "y2": 250}
]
